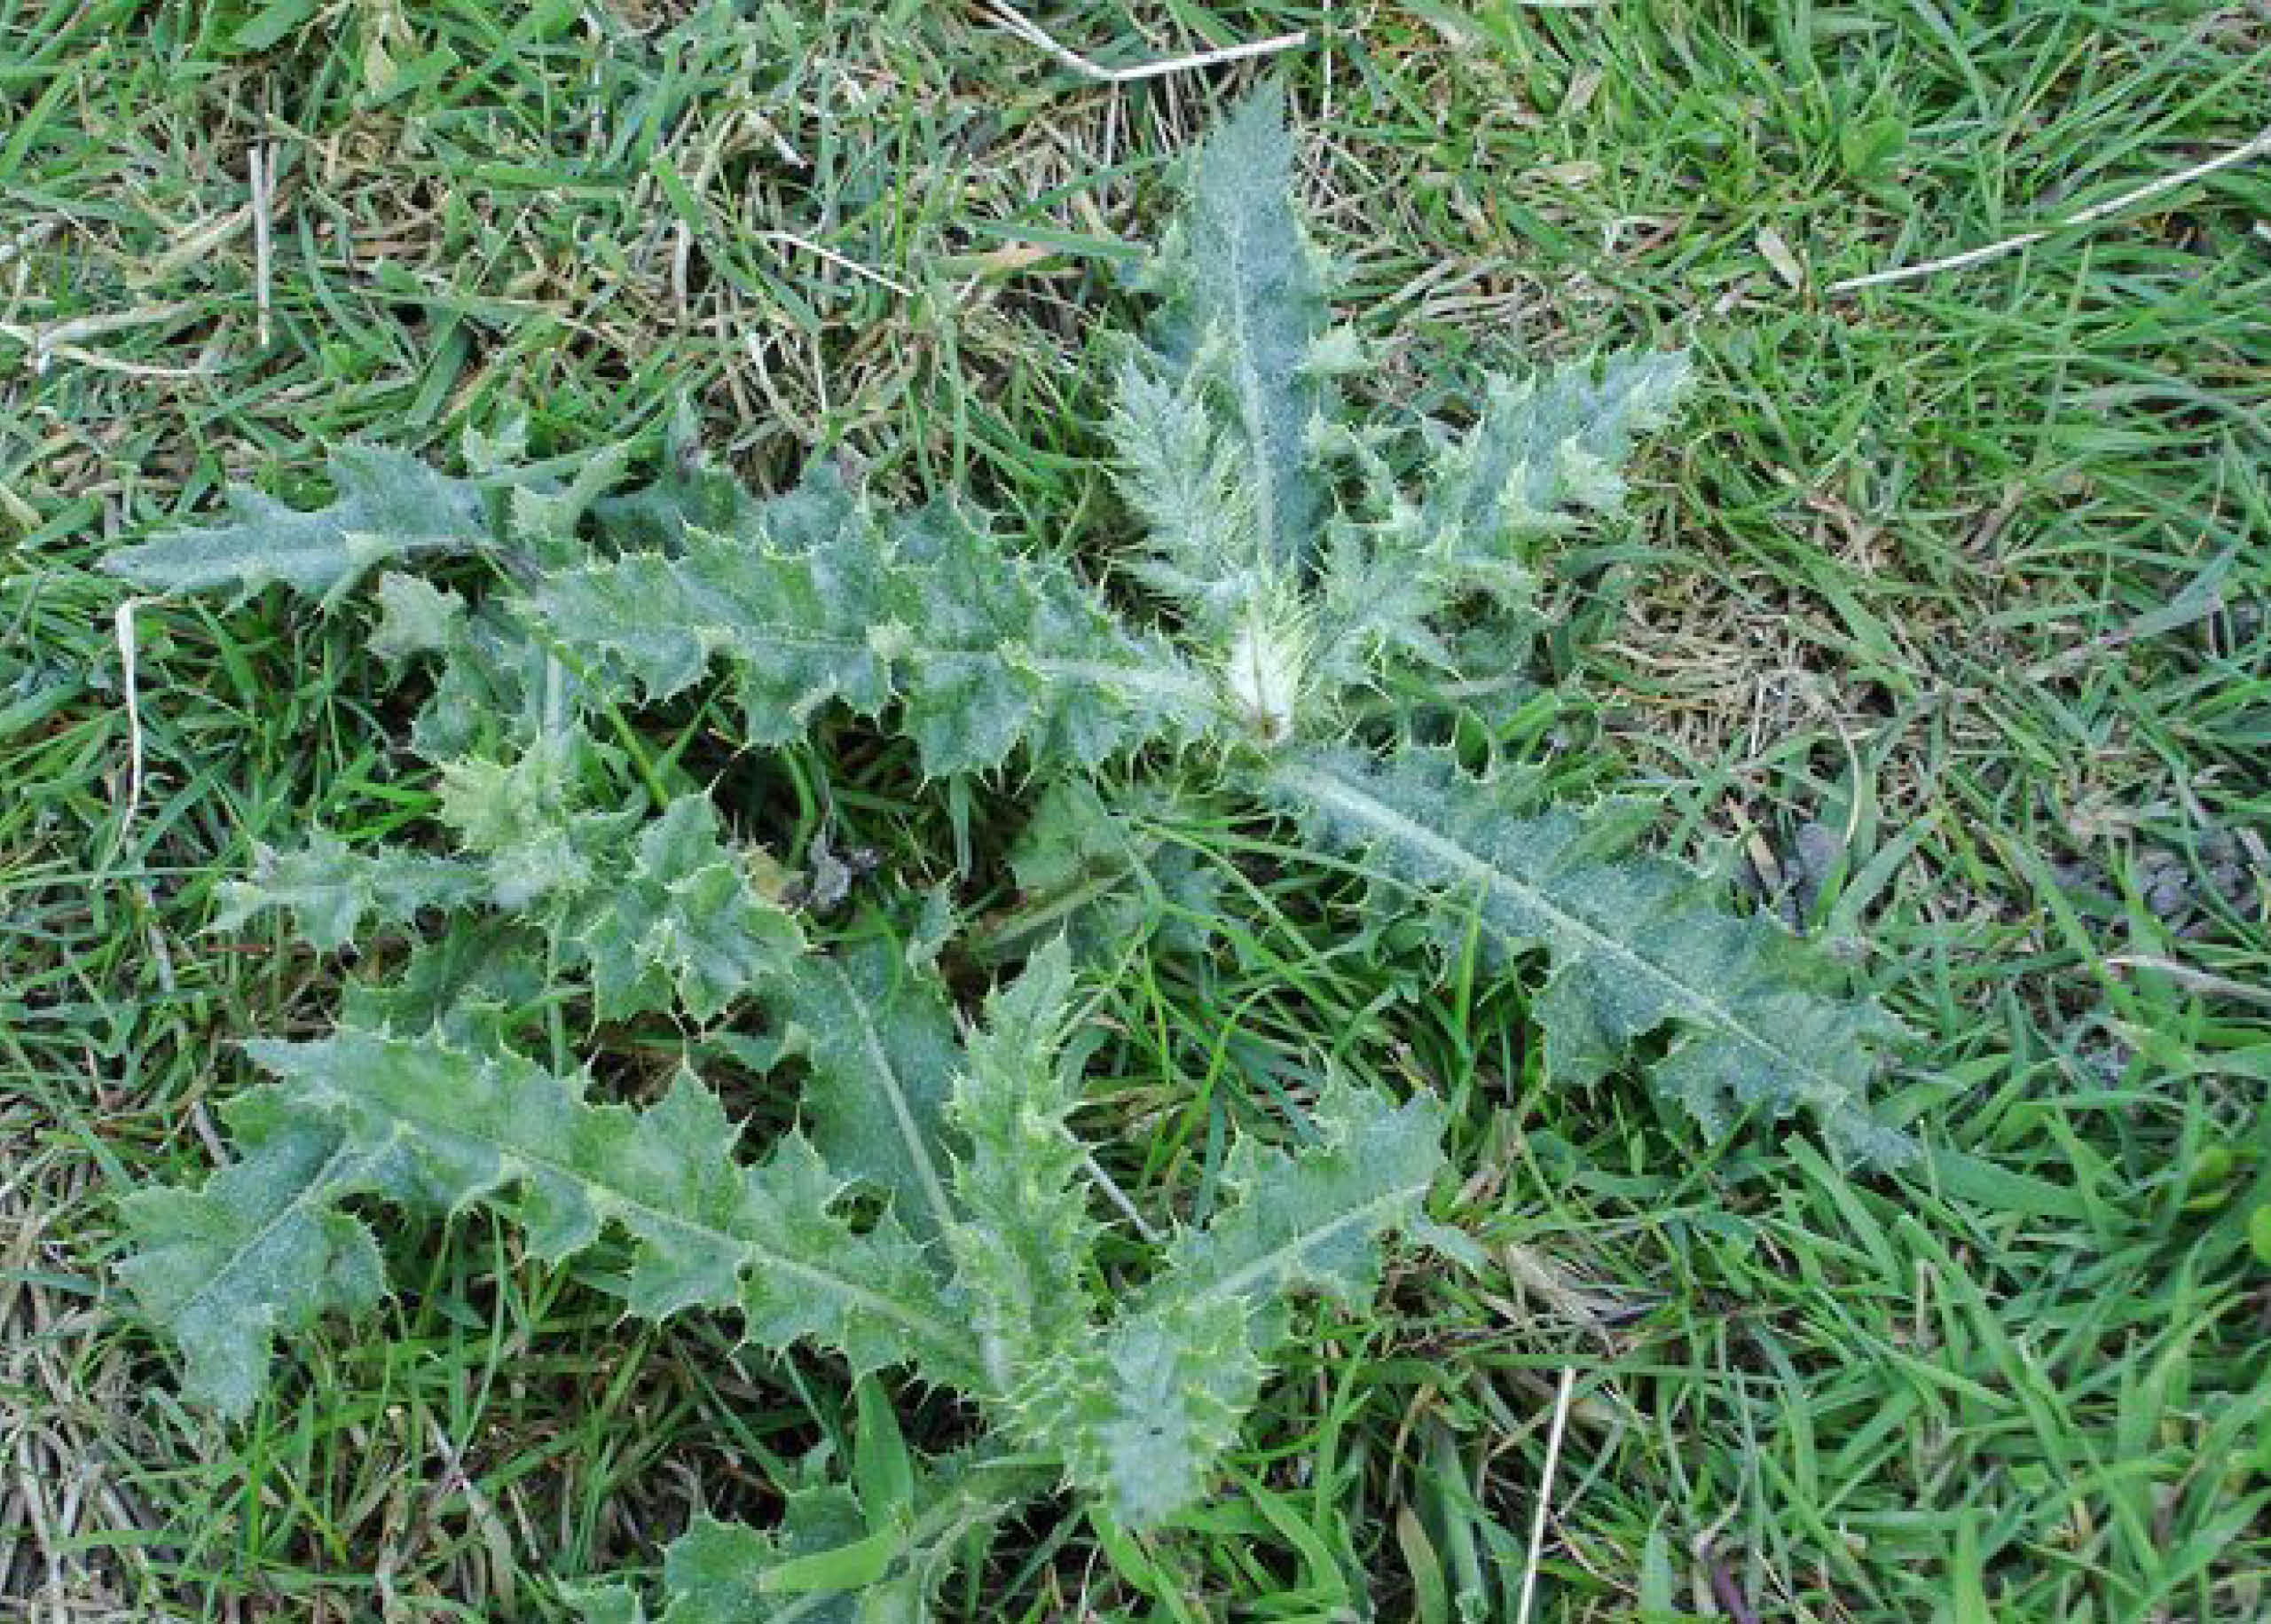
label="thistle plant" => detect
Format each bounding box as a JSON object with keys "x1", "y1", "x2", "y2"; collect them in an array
[{"x1": 106, "y1": 85, "x2": 1908, "y2": 1615}]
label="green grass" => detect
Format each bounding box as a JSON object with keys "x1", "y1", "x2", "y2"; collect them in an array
[{"x1": 5, "y1": 0, "x2": 2267, "y2": 1618}]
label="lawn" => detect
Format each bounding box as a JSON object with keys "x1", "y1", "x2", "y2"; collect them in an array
[{"x1": 4, "y1": 2, "x2": 2267, "y2": 1619}]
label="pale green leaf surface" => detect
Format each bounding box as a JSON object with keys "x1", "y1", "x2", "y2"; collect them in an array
[
  {"x1": 368, "y1": 570, "x2": 468, "y2": 661},
  {"x1": 1140, "y1": 81, "x2": 1331, "y2": 583},
  {"x1": 1264, "y1": 747, "x2": 1912, "y2": 1163},
  {"x1": 211, "y1": 833, "x2": 485, "y2": 950},
  {"x1": 102, "y1": 446, "x2": 488, "y2": 604},
  {"x1": 629, "y1": 1453, "x2": 1041, "y2": 1624},
  {"x1": 1001, "y1": 781, "x2": 1221, "y2": 961},
  {"x1": 768, "y1": 941, "x2": 963, "y2": 1243},
  {"x1": 115, "y1": 1089, "x2": 380, "y2": 1419},
  {"x1": 530, "y1": 475, "x2": 1206, "y2": 774},
  {"x1": 1029, "y1": 1295, "x2": 1266, "y2": 1529},
  {"x1": 1143, "y1": 1079, "x2": 1450, "y2": 1320},
  {"x1": 944, "y1": 939, "x2": 1097, "y2": 1393},
  {"x1": 568, "y1": 795, "x2": 803, "y2": 1021},
  {"x1": 434, "y1": 732, "x2": 629, "y2": 908},
  {"x1": 1015, "y1": 1081, "x2": 1448, "y2": 1526},
  {"x1": 1416, "y1": 353, "x2": 1693, "y2": 564},
  {"x1": 240, "y1": 1032, "x2": 980, "y2": 1385}
]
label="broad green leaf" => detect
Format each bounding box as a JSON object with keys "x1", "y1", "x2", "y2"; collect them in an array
[
  {"x1": 998, "y1": 781, "x2": 1221, "y2": 961},
  {"x1": 115, "y1": 1088, "x2": 381, "y2": 1418},
  {"x1": 627, "y1": 1453, "x2": 1042, "y2": 1624},
  {"x1": 211, "y1": 833, "x2": 484, "y2": 951},
  {"x1": 530, "y1": 470, "x2": 1207, "y2": 775},
  {"x1": 1264, "y1": 746, "x2": 1912, "y2": 1163},
  {"x1": 102, "y1": 446, "x2": 488, "y2": 605},
  {"x1": 368, "y1": 570, "x2": 468, "y2": 660},
  {"x1": 1032, "y1": 1294, "x2": 1266, "y2": 1529},
  {"x1": 241, "y1": 1032, "x2": 981, "y2": 1387},
  {"x1": 1136, "y1": 81, "x2": 1332, "y2": 585},
  {"x1": 1415, "y1": 354, "x2": 1692, "y2": 566},
  {"x1": 567, "y1": 794, "x2": 802, "y2": 1021},
  {"x1": 943, "y1": 939, "x2": 1098, "y2": 1393},
  {"x1": 1145, "y1": 1079, "x2": 1453, "y2": 1319},
  {"x1": 767, "y1": 940, "x2": 963, "y2": 1243},
  {"x1": 1018, "y1": 1081, "x2": 1452, "y2": 1526}
]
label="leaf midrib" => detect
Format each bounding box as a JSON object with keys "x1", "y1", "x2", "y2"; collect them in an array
[
  {"x1": 1275, "y1": 756, "x2": 1851, "y2": 1102},
  {"x1": 1178, "y1": 1181, "x2": 1422, "y2": 1307},
  {"x1": 302, "y1": 1070, "x2": 978, "y2": 1375}
]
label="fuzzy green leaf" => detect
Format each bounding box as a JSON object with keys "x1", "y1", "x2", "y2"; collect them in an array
[
  {"x1": 1417, "y1": 353, "x2": 1693, "y2": 563},
  {"x1": 1314, "y1": 353, "x2": 1692, "y2": 682},
  {"x1": 368, "y1": 570, "x2": 468, "y2": 661},
  {"x1": 103, "y1": 446, "x2": 488, "y2": 605},
  {"x1": 211, "y1": 833, "x2": 485, "y2": 951},
  {"x1": 943, "y1": 939, "x2": 1097, "y2": 1395},
  {"x1": 530, "y1": 472, "x2": 1207, "y2": 774},
  {"x1": 434, "y1": 731, "x2": 629, "y2": 908},
  {"x1": 595, "y1": 1451, "x2": 1040, "y2": 1624},
  {"x1": 405, "y1": 605, "x2": 556, "y2": 761},
  {"x1": 239, "y1": 1032, "x2": 982, "y2": 1388},
  {"x1": 115, "y1": 1090, "x2": 380, "y2": 1419},
  {"x1": 1033, "y1": 1294, "x2": 1267, "y2": 1529},
  {"x1": 1264, "y1": 746, "x2": 1912, "y2": 1163},
  {"x1": 767, "y1": 939, "x2": 963, "y2": 1244},
  {"x1": 1019, "y1": 1081, "x2": 1450, "y2": 1526},
  {"x1": 1137, "y1": 81, "x2": 1332, "y2": 585},
  {"x1": 1144, "y1": 1080, "x2": 1451, "y2": 1320},
  {"x1": 997, "y1": 781, "x2": 1221, "y2": 961},
  {"x1": 568, "y1": 795, "x2": 803, "y2": 1021}
]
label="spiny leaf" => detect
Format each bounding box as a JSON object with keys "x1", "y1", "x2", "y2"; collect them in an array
[
  {"x1": 1106, "y1": 358, "x2": 1264, "y2": 632},
  {"x1": 767, "y1": 939, "x2": 963, "y2": 1244},
  {"x1": 242, "y1": 1032, "x2": 982, "y2": 1387},
  {"x1": 1314, "y1": 353, "x2": 1692, "y2": 682},
  {"x1": 211, "y1": 833, "x2": 485, "y2": 951},
  {"x1": 530, "y1": 471, "x2": 1207, "y2": 775},
  {"x1": 1415, "y1": 353, "x2": 1693, "y2": 565},
  {"x1": 568, "y1": 795, "x2": 803, "y2": 1022},
  {"x1": 1263, "y1": 746, "x2": 1913, "y2": 1163},
  {"x1": 1137, "y1": 80, "x2": 1332, "y2": 584},
  {"x1": 368, "y1": 570, "x2": 468, "y2": 661},
  {"x1": 115, "y1": 1089, "x2": 381, "y2": 1419},
  {"x1": 102, "y1": 446, "x2": 489, "y2": 605},
  {"x1": 997, "y1": 781, "x2": 1221, "y2": 961},
  {"x1": 1143, "y1": 1079, "x2": 1452, "y2": 1321},
  {"x1": 590, "y1": 1452, "x2": 1041, "y2": 1624},
  {"x1": 1016, "y1": 1081, "x2": 1451, "y2": 1527},
  {"x1": 944, "y1": 939, "x2": 1098, "y2": 1394},
  {"x1": 406, "y1": 605, "x2": 556, "y2": 761},
  {"x1": 1024, "y1": 1295, "x2": 1266, "y2": 1530},
  {"x1": 434, "y1": 730, "x2": 630, "y2": 908}
]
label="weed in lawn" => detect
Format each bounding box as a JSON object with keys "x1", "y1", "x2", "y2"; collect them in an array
[{"x1": 6, "y1": 1, "x2": 2267, "y2": 1619}]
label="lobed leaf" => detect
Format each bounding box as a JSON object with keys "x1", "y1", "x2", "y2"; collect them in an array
[
  {"x1": 236, "y1": 1031, "x2": 983, "y2": 1389},
  {"x1": 1414, "y1": 353, "x2": 1693, "y2": 565},
  {"x1": 942, "y1": 939, "x2": 1098, "y2": 1394},
  {"x1": 530, "y1": 471, "x2": 1207, "y2": 775},
  {"x1": 1136, "y1": 80, "x2": 1332, "y2": 586},
  {"x1": 997, "y1": 781, "x2": 1222, "y2": 961},
  {"x1": 573, "y1": 1451, "x2": 1042, "y2": 1624},
  {"x1": 566, "y1": 795, "x2": 803, "y2": 1022},
  {"x1": 1015, "y1": 1080, "x2": 1452, "y2": 1526},
  {"x1": 115, "y1": 1090, "x2": 381, "y2": 1419},
  {"x1": 766, "y1": 939, "x2": 963, "y2": 1244},
  {"x1": 211, "y1": 833, "x2": 485, "y2": 951},
  {"x1": 1143, "y1": 1079, "x2": 1453, "y2": 1321},
  {"x1": 102, "y1": 446, "x2": 489, "y2": 605},
  {"x1": 1263, "y1": 746, "x2": 1913, "y2": 1163}
]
